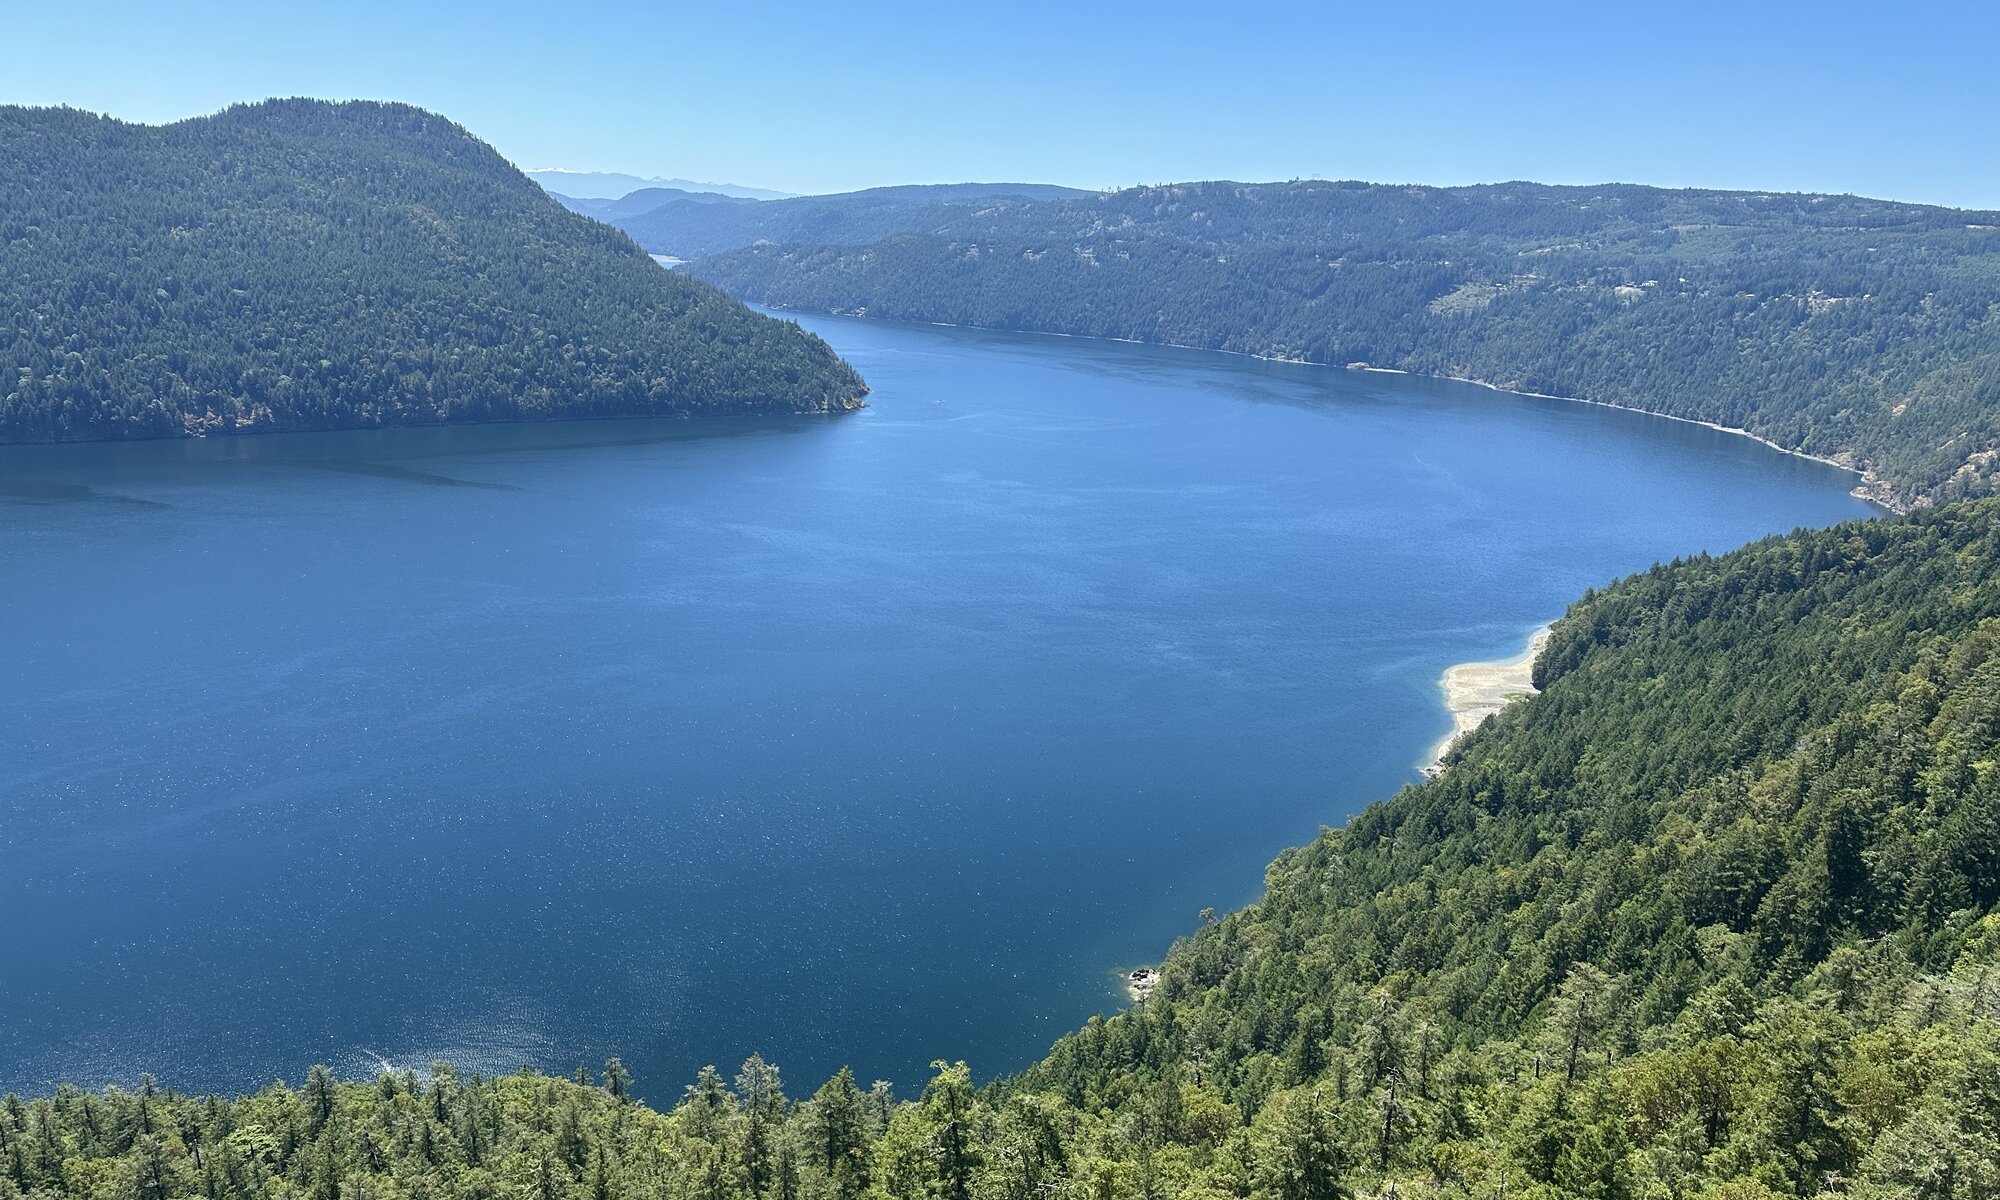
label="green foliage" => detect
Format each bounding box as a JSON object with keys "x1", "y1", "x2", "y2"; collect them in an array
[
  {"x1": 0, "y1": 100, "x2": 866, "y2": 444},
  {"x1": 13, "y1": 504, "x2": 2000, "y2": 1196},
  {"x1": 685, "y1": 179, "x2": 2000, "y2": 507}
]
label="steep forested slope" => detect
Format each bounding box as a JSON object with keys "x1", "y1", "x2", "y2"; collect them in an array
[
  {"x1": 0, "y1": 100, "x2": 865, "y2": 443},
  {"x1": 10, "y1": 503, "x2": 2000, "y2": 1198},
  {"x1": 1023, "y1": 497, "x2": 2000, "y2": 1196},
  {"x1": 689, "y1": 180, "x2": 2000, "y2": 508}
]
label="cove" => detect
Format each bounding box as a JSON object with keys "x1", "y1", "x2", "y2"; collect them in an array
[{"x1": 0, "y1": 312, "x2": 1874, "y2": 1100}]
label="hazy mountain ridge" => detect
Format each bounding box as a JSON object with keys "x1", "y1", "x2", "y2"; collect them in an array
[
  {"x1": 555, "y1": 187, "x2": 760, "y2": 222},
  {"x1": 0, "y1": 99, "x2": 866, "y2": 443},
  {"x1": 687, "y1": 178, "x2": 2000, "y2": 508},
  {"x1": 525, "y1": 168, "x2": 792, "y2": 200},
  {"x1": 585, "y1": 182, "x2": 1099, "y2": 260}
]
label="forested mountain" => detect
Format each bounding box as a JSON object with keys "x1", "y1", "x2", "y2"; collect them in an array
[
  {"x1": 0, "y1": 100, "x2": 866, "y2": 443},
  {"x1": 686, "y1": 180, "x2": 2000, "y2": 508},
  {"x1": 598, "y1": 183, "x2": 1098, "y2": 260},
  {"x1": 13, "y1": 499, "x2": 1999, "y2": 1198}
]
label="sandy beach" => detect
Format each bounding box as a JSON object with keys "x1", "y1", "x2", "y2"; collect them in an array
[{"x1": 1426, "y1": 625, "x2": 1553, "y2": 773}]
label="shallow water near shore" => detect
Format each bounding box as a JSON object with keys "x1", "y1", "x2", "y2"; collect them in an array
[{"x1": 0, "y1": 312, "x2": 1872, "y2": 1100}]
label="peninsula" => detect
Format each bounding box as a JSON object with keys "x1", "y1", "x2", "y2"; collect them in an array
[{"x1": 0, "y1": 100, "x2": 866, "y2": 444}]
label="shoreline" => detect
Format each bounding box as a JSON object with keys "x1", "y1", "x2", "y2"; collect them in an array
[
  {"x1": 1348, "y1": 366, "x2": 1903, "y2": 513},
  {"x1": 1122, "y1": 966, "x2": 1159, "y2": 1004},
  {"x1": 751, "y1": 304, "x2": 1904, "y2": 513},
  {"x1": 0, "y1": 400, "x2": 868, "y2": 453},
  {"x1": 1424, "y1": 624, "x2": 1554, "y2": 775}
]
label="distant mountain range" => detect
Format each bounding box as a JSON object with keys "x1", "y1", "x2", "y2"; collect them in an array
[
  {"x1": 565, "y1": 181, "x2": 1099, "y2": 260},
  {"x1": 524, "y1": 168, "x2": 794, "y2": 201},
  {"x1": 554, "y1": 186, "x2": 760, "y2": 223}
]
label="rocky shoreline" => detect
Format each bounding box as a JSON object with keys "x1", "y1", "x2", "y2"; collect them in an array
[{"x1": 1124, "y1": 966, "x2": 1159, "y2": 1004}]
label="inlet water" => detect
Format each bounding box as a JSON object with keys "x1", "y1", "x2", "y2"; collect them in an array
[{"x1": 0, "y1": 313, "x2": 1874, "y2": 1099}]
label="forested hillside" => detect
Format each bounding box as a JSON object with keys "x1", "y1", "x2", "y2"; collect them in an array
[
  {"x1": 686, "y1": 180, "x2": 2000, "y2": 508},
  {"x1": 0, "y1": 100, "x2": 866, "y2": 443},
  {"x1": 13, "y1": 500, "x2": 2000, "y2": 1198}
]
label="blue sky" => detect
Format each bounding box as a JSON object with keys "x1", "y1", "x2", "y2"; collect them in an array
[{"x1": 7, "y1": 0, "x2": 1996, "y2": 207}]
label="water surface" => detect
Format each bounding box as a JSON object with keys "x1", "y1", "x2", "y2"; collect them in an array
[{"x1": 0, "y1": 313, "x2": 1874, "y2": 1099}]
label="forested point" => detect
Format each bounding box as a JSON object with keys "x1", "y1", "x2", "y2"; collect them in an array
[
  {"x1": 0, "y1": 99, "x2": 866, "y2": 443},
  {"x1": 12, "y1": 498, "x2": 2000, "y2": 1198},
  {"x1": 678, "y1": 180, "x2": 2000, "y2": 509}
]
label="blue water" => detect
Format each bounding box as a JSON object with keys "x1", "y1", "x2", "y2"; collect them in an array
[{"x1": 0, "y1": 313, "x2": 1874, "y2": 1100}]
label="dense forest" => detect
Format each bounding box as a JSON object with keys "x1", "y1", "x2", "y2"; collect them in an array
[
  {"x1": 14, "y1": 499, "x2": 2000, "y2": 1198},
  {"x1": 0, "y1": 100, "x2": 866, "y2": 443},
  {"x1": 675, "y1": 180, "x2": 2000, "y2": 508}
]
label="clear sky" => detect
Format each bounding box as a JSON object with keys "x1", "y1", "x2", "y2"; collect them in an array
[{"x1": 7, "y1": 0, "x2": 1996, "y2": 208}]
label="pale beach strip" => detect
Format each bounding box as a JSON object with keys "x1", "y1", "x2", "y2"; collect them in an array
[{"x1": 1425, "y1": 624, "x2": 1554, "y2": 774}]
